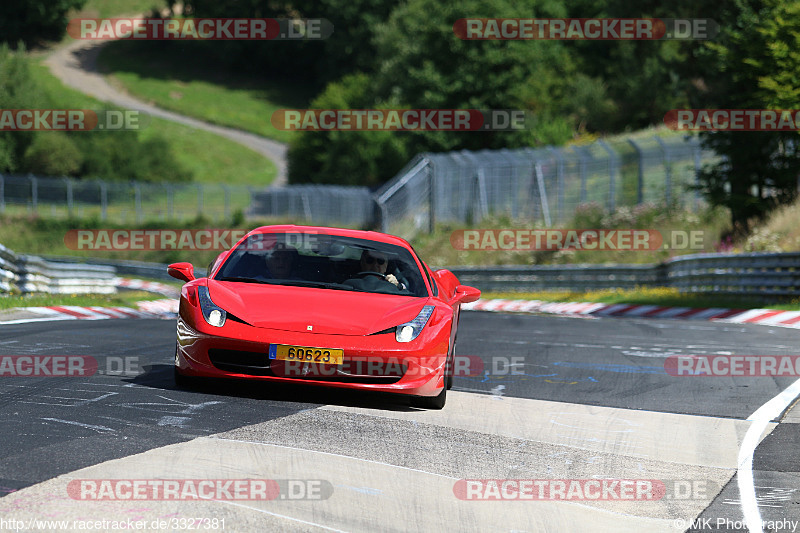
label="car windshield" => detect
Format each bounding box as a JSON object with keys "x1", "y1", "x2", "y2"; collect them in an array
[{"x1": 214, "y1": 232, "x2": 429, "y2": 298}]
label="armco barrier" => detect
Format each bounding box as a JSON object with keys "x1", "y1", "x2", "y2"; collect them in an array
[
  {"x1": 22, "y1": 251, "x2": 800, "y2": 299},
  {"x1": 447, "y1": 264, "x2": 663, "y2": 292},
  {"x1": 0, "y1": 244, "x2": 118, "y2": 295},
  {"x1": 40, "y1": 256, "x2": 203, "y2": 281},
  {"x1": 448, "y1": 252, "x2": 800, "y2": 297}
]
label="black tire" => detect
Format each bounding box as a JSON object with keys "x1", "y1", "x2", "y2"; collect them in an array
[
  {"x1": 411, "y1": 386, "x2": 446, "y2": 409},
  {"x1": 173, "y1": 366, "x2": 195, "y2": 389},
  {"x1": 446, "y1": 335, "x2": 457, "y2": 391},
  {"x1": 173, "y1": 343, "x2": 196, "y2": 389}
]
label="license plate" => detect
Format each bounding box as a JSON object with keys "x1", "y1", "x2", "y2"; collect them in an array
[{"x1": 269, "y1": 344, "x2": 343, "y2": 365}]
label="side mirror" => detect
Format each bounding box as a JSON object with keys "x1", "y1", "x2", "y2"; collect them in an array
[
  {"x1": 168, "y1": 262, "x2": 195, "y2": 282},
  {"x1": 449, "y1": 285, "x2": 481, "y2": 305},
  {"x1": 433, "y1": 268, "x2": 458, "y2": 296}
]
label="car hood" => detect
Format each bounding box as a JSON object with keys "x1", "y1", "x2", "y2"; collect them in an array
[{"x1": 207, "y1": 279, "x2": 428, "y2": 335}]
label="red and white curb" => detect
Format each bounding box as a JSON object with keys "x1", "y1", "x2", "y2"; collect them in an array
[
  {"x1": 462, "y1": 299, "x2": 800, "y2": 329},
  {"x1": 0, "y1": 299, "x2": 178, "y2": 325}
]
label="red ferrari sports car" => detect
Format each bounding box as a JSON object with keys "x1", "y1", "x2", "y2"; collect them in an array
[{"x1": 168, "y1": 225, "x2": 480, "y2": 408}]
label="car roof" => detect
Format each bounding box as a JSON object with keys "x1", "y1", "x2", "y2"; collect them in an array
[{"x1": 246, "y1": 225, "x2": 414, "y2": 250}]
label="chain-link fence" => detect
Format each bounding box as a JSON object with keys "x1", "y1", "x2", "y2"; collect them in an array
[
  {"x1": 1, "y1": 135, "x2": 719, "y2": 232},
  {"x1": 0, "y1": 175, "x2": 251, "y2": 222},
  {"x1": 376, "y1": 135, "x2": 719, "y2": 237},
  {"x1": 247, "y1": 185, "x2": 374, "y2": 227}
]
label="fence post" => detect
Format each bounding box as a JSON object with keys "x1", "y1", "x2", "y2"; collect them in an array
[
  {"x1": 576, "y1": 146, "x2": 590, "y2": 203},
  {"x1": 223, "y1": 185, "x2": 231, "y2": 220},
  {"x1": 473, "y1": 168, "x2": 489, "y2": 224},
  {"x1": 166, "y1": 184, "x2": 173, "y2": 219},
  {"x1": 548, "y1": 147, "x2": 565, "y2": 222},
  {"x1": 500, "y1": 152, "x2": 520, "y2": 219},
  {"x1": 134, "y1": 182, "x2": 142, "y2": 223},
  {"x1": 627, "y1": 139, "x2": 644, "y2": 204},
  {"x1": 654, "y1": 137, "x2": 672, "y2": 205},
  {"x1": 428, "y1": 162, "x2": 435, "y2": 233},
  {"x1": 100, "y1": 180, "x2": 107, "y2": 221},
  {"x1": 534, "y1": 162, "x2": 552, "y2": 226},
  {"x1": 30, "y1": 175, "x2": 38, "y2": 214},
  {"x1": 597, "y1": 140, "x2": 617, "y2": 211},
  {"x1": 65, "y1": 177, "x2": 74, "y2": 218},
  {"x1": 691, "y1": 137, "x2": 702, "y2": 209},
  {"x1": 301, "y1": 192, "x2": 312, "y2": 221}
]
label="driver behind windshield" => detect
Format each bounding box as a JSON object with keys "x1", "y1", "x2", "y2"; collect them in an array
[
  {"x1": 355, "y1": 249, "x2": 406, "y2": 290},
  {"x1": 265, "y1": 243, "x2": 299, "y2": 279}
]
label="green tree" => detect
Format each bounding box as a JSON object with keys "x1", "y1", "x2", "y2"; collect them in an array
[
  {"x1": 77, "y1": 130, "x2": 192, "y2": 183},
  {"x1": 692, "y1": 0, "x2": 800, "y2": 233},
  {"x1": 179, "y1": 0, "x2": 394, "y2": 89},
  {"x1": 288, "y1": 73, "x2": 408, "y2": 186},
  {"x1": 0, "y1": 0, "x2": 87, "y2": 46},
  {"x1": 288, "y1": 0, "x2": 593, "y2": 185},
  {"x1": 0, "y1": 44, "x2": 47, "y2": 173},
  {"x1": 23, "y1": 132, "x2": 83, "y2": 176}
]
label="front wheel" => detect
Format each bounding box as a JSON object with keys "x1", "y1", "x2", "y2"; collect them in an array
[
  {"x1": 173, "y1": 366, "x2": 196, "y2": 389},
  {"x1": 411, "y1": 386, "x2": 446, "y2": 409},
  {"x1": 174, "y1": 343, "x2": 197, "y2": 389}
]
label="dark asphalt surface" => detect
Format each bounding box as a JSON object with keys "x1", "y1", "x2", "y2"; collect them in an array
[{"x1": 1, "y1": 311, "x2": 799, "y2": 530}]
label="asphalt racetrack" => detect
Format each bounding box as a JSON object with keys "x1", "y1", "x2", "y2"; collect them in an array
[{"x1": 1, "y1": 312, "x2": 799, "y2": 532}]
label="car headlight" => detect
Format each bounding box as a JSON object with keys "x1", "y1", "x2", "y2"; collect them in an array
[
  {"x1": 198, "y1": 286, "x2": 227, "y2": 327},
  {"x1": 396, "y1": 305, "x2": 435, "y2": 342}
]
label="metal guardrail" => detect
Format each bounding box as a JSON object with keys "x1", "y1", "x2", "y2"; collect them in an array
[
  {"x1": 448, "y1": 264, "x2": 663, "y2": 292},
  {"x1": 448, "y1": 252, "x2": 800, "y2": 297},
  {"x1": 40, "y1": 255, "x2": 175, "y2": 282},
  {"x1": 0, "y1": 244, "x2": 118, "y2": 295},
  {"x1": 22, "y1": 250, "x2": 799, "y2": 299}
]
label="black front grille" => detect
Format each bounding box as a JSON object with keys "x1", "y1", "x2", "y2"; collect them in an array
[
  {"x1": 285, "y1": 373, "x2": 403, "y2": 384},
  {"x1": 208, "y1": 349, "x2": 273, "y2": 376},
  {"x1": 280, "y1": 361, "x2": 406, "y2": 384}
]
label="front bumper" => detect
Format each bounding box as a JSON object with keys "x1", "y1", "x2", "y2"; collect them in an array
[{"x1": 175, "y1": 317, "x2": 449, "y2": 398}]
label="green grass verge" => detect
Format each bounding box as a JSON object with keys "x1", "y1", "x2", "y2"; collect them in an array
[
  {"x1": 29, "y1": 59, "x2": 276, "y2": 187},
  {"x1": 98, "y1": 40, "x2": 313, "y2": 144},
  {"x1": 75, "y1": 0, "x2": 162, "y2": 19},
  {"x1": 480, "y1": 287, "x2": 800, "y2": 311},
  {"x1": 0, "y1": 290, "x2": 165, "y2": 311},
  {"x1": 0, "y1": 214, "x2": 297, "y2": 266}
]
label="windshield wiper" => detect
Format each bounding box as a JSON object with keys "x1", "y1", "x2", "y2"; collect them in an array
[{"x1": 273, "y1": 280, "x2": 364, "y2": 292}]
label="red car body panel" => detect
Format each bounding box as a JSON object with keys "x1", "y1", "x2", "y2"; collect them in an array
[{"x1": 171, "y1": 225, "x2": 479, "y2": 402}]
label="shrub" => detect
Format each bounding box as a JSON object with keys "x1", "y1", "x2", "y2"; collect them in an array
[{"x1": 22, "y1": 132, "x2": 83, "y2": 176}]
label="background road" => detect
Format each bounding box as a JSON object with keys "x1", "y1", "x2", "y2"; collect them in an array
[
  {"x1": 46, "y1": 39, "x2": 288, "y2": 184},
  {"x1": 0, "y1": 312, "x2": 798, "y2": 531}
]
